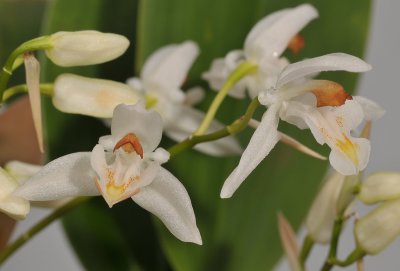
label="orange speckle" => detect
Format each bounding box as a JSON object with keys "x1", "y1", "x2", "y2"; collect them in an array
[
  {"x1": 114, "y1": 133, "x2": 144, "y2": 158},
  {"x1": 288, "y1": 34, "x2": 305, "y2": 55}
]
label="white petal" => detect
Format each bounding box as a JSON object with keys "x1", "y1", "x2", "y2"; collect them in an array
[
  {"x1": 353, "y1": 96, "x2": 385, "y2": 121},
  {"x1": 220, "y1": 104, "x2": 281, "y2": 198},
  {"x1": 53, "y1": 74, "x2": 140, "y2": 118},
  {"x1": 14, "y1": 152, "x2": 99, "y2": 201},
  {"x1": 111, "y1": 103, "x2": 163, "y2": 152},
  {"x1": 244, "y1": 4, "x2": 318, "y2": 60},
  {"x1": 184, "y1": 86, "x2": 205, "y2": 106},
  {"x1": 132, "y1": 167, "x2": 202, "y2": 244},
  {"x1": 359, "y1": 172, "x2": 400, "y2": 204},
  {"x1": 319, "y1": 99, "x2": 364, "y2": 131},
  {"x1": 244, "y1": 8, "x2": 290, "y2": 53},
  {"x1": 329, "y1": 137, "x2": 370, "y2": 175},
  {"x1": 4, "y1": 161, "x2": 41, "y2": 185},
  {"x1": 24, "y1": 54, "x2": 43, "y2": 152},
  {"x1": 201, "y1": 58, "x2": 247, "y2": 99},
  {"x1": 46, "y1": 31, "x2": 129, "y2": 67},
  {"x1": 164, "y1": 106, "x2": 242, "y2": 156},
  {"x1": 277, "y1": 53, "x2": 372, "y2": 88},
  {"x1": 141, "y1": 41, "x2": 199, "y2": 89}
]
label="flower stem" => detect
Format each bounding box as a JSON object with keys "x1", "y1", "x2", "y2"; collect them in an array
[
  {"x1": 168, "y1": 97, "x2": 260, "y2": 157},
  {"x1": 320, "y1": 217, "x2": 344, "y2": 271},
  {"x1": 2, "y1": 83, "x2": 54, "y2": 101},
  {"x1": 0, "y1": 36, "x2": 52, "y2": 103},
  {"x1": 0, "y1": 197, "x2": 89, "y2": 265},
  {"x1": 193, "y1": 61, "x2": 258, "y2": 136}
]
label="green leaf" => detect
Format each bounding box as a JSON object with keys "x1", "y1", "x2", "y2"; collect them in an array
[{"x1": 136, "y1": 1, "x2": 371, "y2": 270}]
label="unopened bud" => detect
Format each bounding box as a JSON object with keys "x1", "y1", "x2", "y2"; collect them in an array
[
  {"x1": 355, "y1": 198, "x2": 400, "y2": 255},
  {"x1": 306, "y1": 171, "x2": 345, "y2": 244},
  {"x1": 358, "y1": 172, "x2": 400, "y2": 204},
  {"x1": 0, "y1": 168, "x2": 30, "y2": 220},
  {"x1": 53, "y1": 74, "x2": 141, "y2": 118},
  {"x1": 46, "y1": 30, "x2": 129, "y2": 67}
]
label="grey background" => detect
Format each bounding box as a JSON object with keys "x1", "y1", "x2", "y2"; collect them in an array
[{"x1": 3, "y1": 0, "x2": 400, "y2": 270}]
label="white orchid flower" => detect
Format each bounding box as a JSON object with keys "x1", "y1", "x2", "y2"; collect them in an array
[
  {"x1": 14, "y1": 103, "x2": 202, "y2": 245},
  {"x1": 202, "y1": 4, "x2": 318, "y2": 99},
  {"x1": 221, "y1": 53, "x2": 381, "y2": 198},
  {"x1": 53, "y1": 41, "x2": 242, "y2": 157}
]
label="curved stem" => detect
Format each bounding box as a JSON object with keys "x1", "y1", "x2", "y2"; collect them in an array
[
  {"x1": 2, "y1": 83, "x2": 54, "y2": 101},
  {"x1": 168, "y1": 97, "x2": 260, "y2": 157},
  {"x1": 320, "y1": 218, "x2": 344, "y2": 271},
  {"x1": 193, "y1": 61, "x2": 258, "y2": 136},
  {"x1": 0, "y1": 36, "x2": 52, "y2": 103},
  {"x1": 0, "y1": 197, "x2": 89, "y2": 265}
]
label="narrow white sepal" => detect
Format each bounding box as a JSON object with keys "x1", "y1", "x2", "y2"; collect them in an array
[
  {"x1": 277, "y1": 53, "x2": 372, "y2": 88},
  {"x1": 24, "y1": 53, "x2": 44, "y2": 153},
  {"x1": 132, "y1": 168, "x2": 202, "y2": 245},
  {"x1": 221, "y1": 104, "x2": 281, "y2": 198},
  {"x1": 14, "y1": 152, "x2": 99, "y2": 201}
]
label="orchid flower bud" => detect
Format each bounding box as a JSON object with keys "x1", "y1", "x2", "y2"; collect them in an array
[
  {"x1": 358, "y1": 172, "x2": 400, "y2": 204},
  {"x1": 355, "y1": 198, "x2": 400, "y2": 255},
  {"x1": 306, "y1": 171, "x2": 345, "y2": 244},
  {"x1": 45, "y1": 31, "x2": 130, "y2": 67},
  {"x1": 0, "y1": 168, "x2": 29, "y2": 220}
]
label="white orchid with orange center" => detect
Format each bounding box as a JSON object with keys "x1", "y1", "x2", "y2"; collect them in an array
[
  {"x1": 202, "y1": 4, "x2": 318, "y2": 99},
  {"x1": 14, "y1": 103, "x2": 202, "y2": 244},
  {"x1": 220, "y1": 53, "x2": 384, "y2": 198}
]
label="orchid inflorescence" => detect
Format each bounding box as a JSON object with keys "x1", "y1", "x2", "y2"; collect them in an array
[{"x1": 0, "y1": 3, "x2": 396, "y2": 270}]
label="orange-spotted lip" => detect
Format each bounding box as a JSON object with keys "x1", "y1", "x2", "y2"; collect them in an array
[{"x1": 113, "y1": 133, "x2": 144, "y2": 158}]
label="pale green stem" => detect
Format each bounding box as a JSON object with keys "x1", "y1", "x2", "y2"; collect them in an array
[
  {"x1": 0, "y1": 36, "x2": 53, "y2": 103},
  {"x1": 193, "y1": 61, "x2": 258, "y2": 136},
  {"x1": 168, "y1": 97, "x2": 260, "y2": 157},
  {"x1": 2, "y1": 83, "x2": 54, "y2": 101},
  {"x1": 0, "y1": 197, "x2": 89, "y2": 265}
]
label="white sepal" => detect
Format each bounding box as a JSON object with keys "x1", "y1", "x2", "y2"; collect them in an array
[
  {"x1": 220, "y1": 104, "x2": 281, "y2": 198},
  {"x1": 14, "y1": 152, "x2": 99, "y2": 201},
  {"x1": 132, "y1": 168, "x2": 202, "y2": 245}
]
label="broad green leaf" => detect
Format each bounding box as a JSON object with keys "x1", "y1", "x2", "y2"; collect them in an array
[
  {"x1": 40, "y1": 0, "x2": 170, "y2": 270},
  {"x1": 136, "y1": 1, "x2": 371, "y2": 270}
]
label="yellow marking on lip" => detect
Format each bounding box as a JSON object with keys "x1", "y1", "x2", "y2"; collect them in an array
[
  {"x1": 145, "y1": 94, "x2": 158, "y2": 109},
  {"x1": 335, "y1": 133, "x2": 359, "y2": 165}
]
